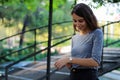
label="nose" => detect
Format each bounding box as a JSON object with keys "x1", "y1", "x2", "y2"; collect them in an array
[{"x1": 75, "y1": 21, "x2": 80, "y2": 27}]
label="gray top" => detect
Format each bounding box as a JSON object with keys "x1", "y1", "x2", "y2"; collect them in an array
[{"x1": 71, "y1": 28, "x2": 103, "y2": 69}]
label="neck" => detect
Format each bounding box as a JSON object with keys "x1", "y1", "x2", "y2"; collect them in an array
[{"x1": 79, "y1": 29, "x2": 91, "y2": 35}]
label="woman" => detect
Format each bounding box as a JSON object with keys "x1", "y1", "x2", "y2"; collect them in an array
[{"x1": 54, "y1": 3, "x2": 103, "y2": 80}]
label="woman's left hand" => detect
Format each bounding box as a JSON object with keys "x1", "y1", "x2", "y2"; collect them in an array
[{"x1": 54, "y1": 57, "x2": 69, "y2": 69}]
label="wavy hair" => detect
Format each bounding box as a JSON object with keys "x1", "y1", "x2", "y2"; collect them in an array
[{"x1": 71, "y1": 3, "x2": 99, "y2": 31}]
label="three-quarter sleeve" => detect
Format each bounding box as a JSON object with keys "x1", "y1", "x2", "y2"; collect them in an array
[{"x1": 92, "y1": 29, "x2": 103, "y2": 64}]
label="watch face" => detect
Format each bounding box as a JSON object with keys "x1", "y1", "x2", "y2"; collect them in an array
[{"x1": 69, "y1": 57, "x2": 72, "y2": 61}]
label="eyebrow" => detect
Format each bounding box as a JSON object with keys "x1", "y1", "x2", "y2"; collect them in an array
[{"x1": 73, "y1": 18, "x2": 84, "y2": 21}]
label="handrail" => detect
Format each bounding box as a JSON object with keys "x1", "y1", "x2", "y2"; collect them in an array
[
  {"x1": 5, "y1": 36, "x2": 72, "y2": 68},
  {"x1": 0, "y1": 20, "x2": 73, "y2": 63},
  {"x1": 5, "y1": 36, "x2": 72, "y2": 80},
  {"x1": 102, "y1": 20, "x2": 120, "y2": 47},
  {"x1": 104, "y1": 39, "x2": 120, "y2": 47},
  {"x1": 2, "y1": 20, "x2": 120, "y2": 80},
  {"x1": 0, "y1": 21, "x2": 72, "y2": 41},
  {"x1": 37, "y1": 20, "x2": 120, "y2": 80},
  {"x1": 0, "y1": 44, "x2": 34, "y2": 59},
  {"x1": 1, "y1": 20, "x2": 120, "y2": 59},
  {"x1": 0, "y1": 34, "x2": 73, "y2": 59},
  {"x1": 101, "y1": 20, "x2": 120, "y2": 28}
]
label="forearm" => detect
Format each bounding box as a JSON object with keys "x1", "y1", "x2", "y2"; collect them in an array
[{"x1": 70, "y1": 57, "x2": 99, "y2": 67}]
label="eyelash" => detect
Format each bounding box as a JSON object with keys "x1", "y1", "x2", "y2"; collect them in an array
[{"x1": 73, "y1": 20, "x2": 83, "y2": 23}]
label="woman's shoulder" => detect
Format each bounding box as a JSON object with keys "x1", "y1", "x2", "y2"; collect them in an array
[
  {"x1": 91, "y1": 28, "x2": 103, "y2": 39},
  {"x1": 92, "y1": 28, "x2": 103, "y2": 35}
]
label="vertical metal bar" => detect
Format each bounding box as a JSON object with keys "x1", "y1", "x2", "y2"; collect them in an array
[
  {"x1": 106, "y1": 25, "x2": 109, "y2": 46},
  {"x1": 47, "y1": 0, "x2": 53, "y2": 80},
  {"x1": 5, "y1": 67, "x2": 8, "y2": 80},
  {"x1": 103, "y1": 26, "x2": 105, "y2": 46},
  {"x1": 99, "y1": 27, "x2": 104, "y2": 72},
  {"x1": 34, "y1": 29, "x2": 37, "y2": 63},
  {"x1": 73, "y1": 0, "x2": 76, "y2": 35}
]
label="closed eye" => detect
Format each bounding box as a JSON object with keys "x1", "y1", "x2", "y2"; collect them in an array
[
  {"x1": 73, "y1": 19, "x2": 84, "y2": 23},
  {"x1": 78, "y1": 20, "x2": 84, "y2": 23}
]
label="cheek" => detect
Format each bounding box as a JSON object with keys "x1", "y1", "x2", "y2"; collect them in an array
[
  {"x1": 84, "y1": 21, "x2": 87, "y2": 26},
  {"x1": 81, "y1": 21, "x2": 86, "y2": 25},
  {"x1": 81, "y1": 22, "x2": 87, "y2": 27}
]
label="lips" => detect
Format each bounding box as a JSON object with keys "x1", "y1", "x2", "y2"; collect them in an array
[{"x1": 76, "y1": 26, "x2": 82, "y2": 31}]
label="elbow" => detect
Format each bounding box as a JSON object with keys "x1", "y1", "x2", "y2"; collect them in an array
[
  {"x1": 91, "y1": 58, "x2": 99, "y2": 67},
  {"x1": 94, "y1": 62, "x2": 99, "y2": 67}
]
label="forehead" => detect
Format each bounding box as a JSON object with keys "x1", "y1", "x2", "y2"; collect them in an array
[{"x1": 72, "y1": 13, "x2": 84, "y2": 20}]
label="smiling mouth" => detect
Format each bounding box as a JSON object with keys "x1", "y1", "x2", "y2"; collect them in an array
[
  {"x1": 76, "y1": 27, "x2": 80, "y2": 31},
  {"x1": 76, "y1": 26, "x2": 82, "y2": 31}
]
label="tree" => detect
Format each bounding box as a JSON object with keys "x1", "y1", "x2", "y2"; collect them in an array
[
  {"x1": 1, "y1": 0, "x2": 119, "y2": 48},
  {"x1": 92, "y1": 0, "x2": 120, "y2": 7},
  {"x1": 0, "y1": 0, "x2": 74, "y2": 47},
  {"x1": 93, "y1": 0, "x2": 120, "y2": 3}
]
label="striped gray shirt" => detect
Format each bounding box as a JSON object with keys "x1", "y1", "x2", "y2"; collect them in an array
[{"x1": 71, "y1": 28, "x2": 103, "y2": 69}]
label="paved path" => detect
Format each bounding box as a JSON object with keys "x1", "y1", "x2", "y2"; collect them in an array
[{"x1": 1, "y1": 47, "x2": 120, "y2": 80}]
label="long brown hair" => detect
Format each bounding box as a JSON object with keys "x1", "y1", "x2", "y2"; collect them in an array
[{"x1": 71, "y1": 3, "x2": 99, "y2": 31}]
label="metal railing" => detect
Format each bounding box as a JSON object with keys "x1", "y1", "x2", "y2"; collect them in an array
[
  {"x1": 0, "y1": 10, "x2": 120, "y2": 80},
  {"x1": 0, "y1": 21, "x2": 73, "y2": 80},
  {"x1": 35, "y1": 20, "x2": 120, "y2": 80}
]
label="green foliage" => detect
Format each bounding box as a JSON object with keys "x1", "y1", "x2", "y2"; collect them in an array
[
  {"x1": 107, "y1": 0, "x2": 120, "y2": 3},
  {"x1": 93, "y1": 0, "x2": 120, "y2": 3},
  {"x1": 36, "y1": 49, "x2": 58, "y2": 60},
  {"x1": 53, "y1": 0, "x2": 67, "y2": 9},
  {"x1": 104, "y1": 38, "x2": 120, "y2": 47},
  {"x1": 92, "y1": 0, "x2": 120, "y2": 7},
  {"x1": 0, "y1": 0, "x2": 48, "y2": 27},
  {"x1": 0, "y1": 0, "x2": 74, "y2": 26},
  {"x1": 0, "y1": 47, "x2": 12, "y2": 63},
  {"x1": 53, "y1": 10, "x2": 65, "y2": 23},
  {"x1": 93, "y1": 0, "x2": 104, "y2": 6},
  {"x1": 0, "y1": 40, "x2": 59, "y2": 63}
]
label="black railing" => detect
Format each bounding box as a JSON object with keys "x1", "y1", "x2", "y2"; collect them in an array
[
  {"x1": 0, "y1": 18, "x2": 120, "y2": 80},
  {"x1": 0, "y1": 21, "x2": 72, "y2": 61},
  {"x1": 4, "y1": 36, "x2": 72, "y2": 80},
  {"x1": 0, "y1": 20, "x2": 73, "y2": 80},
  {"x1": 35, "y1": 20, "x2": 120, "y2": 80},
  {"x1": 102, "y1": 20, "x2": 120, "y2": 47}
]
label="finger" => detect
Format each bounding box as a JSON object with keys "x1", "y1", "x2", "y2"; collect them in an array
[{"x1": 54, "y1": 62, "x2": 60, "y2": 69}]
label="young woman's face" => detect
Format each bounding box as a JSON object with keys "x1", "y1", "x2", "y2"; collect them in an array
[{"x1": 72, "y1": 13, "x2": 88, "y2": 32}]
